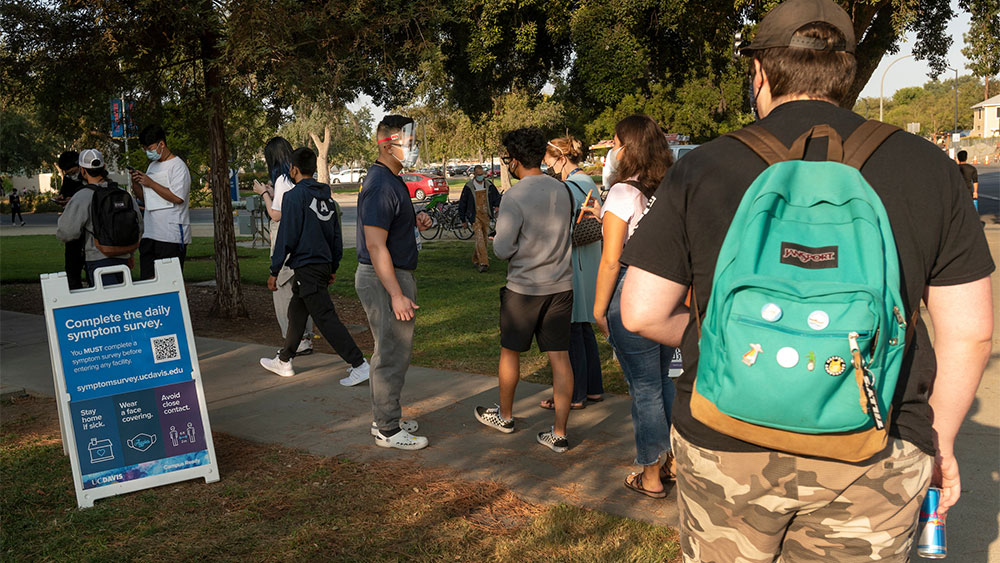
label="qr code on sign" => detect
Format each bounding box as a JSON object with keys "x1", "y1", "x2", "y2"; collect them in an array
[{"x1": 151, "y1": 334, "x2": 180, "y2": 364}]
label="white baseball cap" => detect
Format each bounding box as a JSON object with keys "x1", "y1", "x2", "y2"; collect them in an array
[{"x1": 78, "y1": 148, "x2": 104, "y2": 169}]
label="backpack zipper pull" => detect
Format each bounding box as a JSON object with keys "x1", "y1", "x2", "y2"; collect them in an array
[
  {"x1": 849, "y1": 331, "x2": 886, "y2": 429},
  {"x1": 848, "y1": 332, "x2": 867, "y2": 413}
]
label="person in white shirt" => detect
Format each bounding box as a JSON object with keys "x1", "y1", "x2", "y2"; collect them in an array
[
  {"x1": 253, "y1": 136, "x2": 315, "y2": 357},
  {"x1": 129, "y1": 124, "x2": 191, "y2": 280}
]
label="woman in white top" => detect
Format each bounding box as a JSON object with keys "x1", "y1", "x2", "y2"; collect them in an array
[
  {"x1": 585, "y1": 115, "x2": 677, "y2": 499},
  {"x1": 254, "y1": 136, "x2": 314, "y2": 355}
]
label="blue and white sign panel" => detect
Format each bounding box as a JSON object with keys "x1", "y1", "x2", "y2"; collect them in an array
[{"x1": 41, "y1": 259, "x2": 218, "y2": 508}]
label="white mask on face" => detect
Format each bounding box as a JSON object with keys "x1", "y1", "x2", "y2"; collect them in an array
[
  {"x1": 382, "y1": 122, "x2": 419, "y2": 168},
  {"x1": 602, "y1": 147, "x2": 621, "y2": 188}
]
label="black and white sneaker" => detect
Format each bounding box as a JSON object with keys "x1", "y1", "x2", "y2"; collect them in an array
[
  {"x1": 474, "y1": 405, "x2": 514, "y2": 433},
  {"x1": 536, "y1": 427, "x2": 569, "y2": 453}
]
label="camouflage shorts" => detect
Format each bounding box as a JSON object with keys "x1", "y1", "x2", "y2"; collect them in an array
[{"x1": 671, "y1": 428, "x2": 931, "y2": 562}]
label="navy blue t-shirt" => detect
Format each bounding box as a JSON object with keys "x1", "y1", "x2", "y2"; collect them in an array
[{"x1": 356, "y1": 161, "x2": 419, "y2": 270}]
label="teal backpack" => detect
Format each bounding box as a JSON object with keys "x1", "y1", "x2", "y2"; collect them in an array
[{"x1": 692, "y1": 121, "x2": 912, "y2": 462}]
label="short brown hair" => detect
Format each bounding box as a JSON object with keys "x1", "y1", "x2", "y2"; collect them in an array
[
  {"x1": 754, "y1": 22, "x2": 856, "y2": 105},
  {"x1": 545, "y1": 136, "x2": 586, "y2": 164}
]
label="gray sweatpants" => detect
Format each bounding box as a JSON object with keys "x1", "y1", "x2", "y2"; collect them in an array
[
  {"x1": 270, "y1": 219, "x2": 314, "y2": 339},
  {"x1": 355, "y1": 263, "x2": 417, "y2": 434}
]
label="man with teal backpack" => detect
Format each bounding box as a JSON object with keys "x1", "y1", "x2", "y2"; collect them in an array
[{"x1": 618, "y1": 0, "x2": 994, "y2": 560}]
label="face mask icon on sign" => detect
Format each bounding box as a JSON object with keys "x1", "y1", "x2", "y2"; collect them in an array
[
  {"x1": 88, "y1": 437, "x2": 115, "y2": 463},
  {"x1": 127, "y1": 433, "x2": 157, "y2": 452}
]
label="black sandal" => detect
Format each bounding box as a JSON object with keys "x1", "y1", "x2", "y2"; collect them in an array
[
  {"x1": 539, "y1": 398, "x2": 586, "y2": 410},
  {"x1": 624, "y1": 472, "x2": 667, "y2": 499}
]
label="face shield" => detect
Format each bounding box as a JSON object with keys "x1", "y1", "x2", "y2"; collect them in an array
[{"x1": 379, "y1": 122, "x2": 419, "y2": 168}]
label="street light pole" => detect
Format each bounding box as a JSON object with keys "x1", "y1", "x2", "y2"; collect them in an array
[
  {"x1": 946, "y1": 66, "x2": 958, "y2": 134},
  {"x1": 880, "y1": 54, "x2": 914, "y2": 121}
]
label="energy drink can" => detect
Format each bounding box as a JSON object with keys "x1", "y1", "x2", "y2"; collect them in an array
[{"x1": 917, "y1": 487, "x2": 947, "y2": 558}]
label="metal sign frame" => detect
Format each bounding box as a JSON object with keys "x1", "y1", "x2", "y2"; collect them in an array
[{"x1": 41, "y1": 259, "x2": 219, "y2": 508}]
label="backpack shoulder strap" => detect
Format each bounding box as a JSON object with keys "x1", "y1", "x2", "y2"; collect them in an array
[
  {"x1": 842, "y1": 120, "x2": 900, "y2": 170},
  {"x1": 724, "y1": 125, "x2": 791, "y2": 166}
]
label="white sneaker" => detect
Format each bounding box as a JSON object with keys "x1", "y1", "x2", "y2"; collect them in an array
[
  {"x1": 370, "y1": 419, "x2": 419, "y2": 436},
  {"x1": 340, "y1": 359, "x2": 370, "y2": 387},
  {"x1": 260, "y1": 355, "x2": 294, "y2": 377},
  {"x1": 374, "y1": 429, "x2": 428, "y2": 450},
  {"x1": 295, "y1": 337, "x2": 314, "y2": 355}
]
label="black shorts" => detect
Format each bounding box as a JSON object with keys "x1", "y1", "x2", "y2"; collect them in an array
[{"x1": 499, "y1": 287, "x2": 573, "y2": 352}]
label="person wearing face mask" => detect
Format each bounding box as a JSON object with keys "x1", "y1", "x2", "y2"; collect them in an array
[
  {"x1": 56, "y1": 149, "x2": 143, "y2": 287},
  {"x1": 620, "y1": 0, "x2": 993, "y2": 558},
  {"x1": 474, "y1": 127, "x2": 575, "y2": 453},
  {"x1": 584, "y1": 114, "x2": 677, "y2": 499},
  {"x1": 457, "y1": 165, "x2": 502, "y2": 272},
  {"x1": 539, "y1": 136, "x2": 604, "y2": 411},
  {"x1": 258, "y1": 147, "x2": 369, "y2": 384},
  {"x1": 55, "y1": 150, "x2": 88, "y2": 289},
  {"x1": 356, "y1": 115, "x2": 435, "y2": 451},
  {"x1": 129, "y1": 124, "x2": 191, "y2": 280}
]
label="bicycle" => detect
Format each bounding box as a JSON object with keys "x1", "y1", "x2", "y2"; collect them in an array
[
  {"x1": 416, "y1": 198, "x2": 474, "y2": 240},
  {"x1": 417, "y1": 194, "x2": 448, "y2": 240}
]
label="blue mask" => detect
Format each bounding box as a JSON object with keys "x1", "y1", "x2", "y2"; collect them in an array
[
  {"x1": 475, "y1": 175, "x2": 485, "y2": 182},
  {"x1": 145, "y1": 146, "x2": 161, "y2": 161}
]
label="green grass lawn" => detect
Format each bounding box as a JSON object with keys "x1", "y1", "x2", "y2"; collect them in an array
[{"x1": 0, "y1": 236, "x2": 626, "y2": 392}]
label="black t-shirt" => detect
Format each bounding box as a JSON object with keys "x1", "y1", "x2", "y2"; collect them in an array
[
  {"x1": 60, "y1": 174, "x2": 86, "y2": 199},
  {"x1": 621, "y1": 100, "x2": 994, "y2": 459},
  {"x1": 958, "y1": 163, "x2": 978, "y2": 196},
  {"x1": 356, "y1": 161, "x2": 419, "y2": 270}
]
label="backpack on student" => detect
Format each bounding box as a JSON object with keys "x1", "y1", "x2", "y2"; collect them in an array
[
  {"x1": 691, "y1": 120, "x2": 913, "y2": 462},
  {"x1": 88, "y1": 181, "x2": 141, "y2": 256}
]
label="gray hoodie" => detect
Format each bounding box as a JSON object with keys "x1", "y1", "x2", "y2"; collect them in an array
[
  {"x1": 56, "y1": 182, "x2": 143, "y2": 261},
  {"x1": 492, "y1": 174, "x2": 573, "y2": 295}
]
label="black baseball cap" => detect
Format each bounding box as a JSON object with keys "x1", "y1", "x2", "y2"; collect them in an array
[{"x1": 739, "y1": 0, "x2": 855, "y2": 55}]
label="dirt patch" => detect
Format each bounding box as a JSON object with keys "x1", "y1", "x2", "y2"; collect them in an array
[{"x1": 0, "y1": 282, "x2": 374, "y2": 355}]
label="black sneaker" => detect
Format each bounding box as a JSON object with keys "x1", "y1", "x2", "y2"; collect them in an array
[
  {"x1": 474, "y1": 405, "x2": 514, "y2": 433},
  {"x1": 536, "y1": 427, "x2": 569, "y2": 453}
]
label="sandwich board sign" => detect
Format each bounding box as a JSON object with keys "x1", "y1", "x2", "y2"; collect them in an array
[{"x1": 41, "y1": 259, "x2": 218, "y2": 508}]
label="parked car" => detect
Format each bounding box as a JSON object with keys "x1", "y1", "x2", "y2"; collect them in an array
[
  {"x1": 484, "y1": 164, "x2": 502, "y2": 178},
  {"x1": 447, "y1": 164, "x2": 470, "y2": 176},
  {"x1": 329, "y1": 168, "x2": 366, "y2": 183},
  {"x1": 401, "y1": 172, "x2": 450, "y2": 200},
  {"x1": 670, "y1": 144, "x2": 700, "y2": 161}
]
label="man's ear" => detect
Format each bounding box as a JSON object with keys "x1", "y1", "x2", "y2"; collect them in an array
[
  {"x1": 289, "y1": 165, "x2": 300, "y2": 179},
  {"x1": 753, "y1": 58, "x2": 766, "y2": 91}
]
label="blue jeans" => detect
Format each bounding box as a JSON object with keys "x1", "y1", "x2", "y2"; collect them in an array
[
  {"x1": 86, "y1": 257, "x2": 130, "y2": 287},
  {"x1": 607, "y1": 267, "x2": 676, "y2": 466}
]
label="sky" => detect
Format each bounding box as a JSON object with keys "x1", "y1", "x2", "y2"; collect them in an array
[
  {"x1": 858, "y1": 1, "x2": 974, "y2": 99},
  {"x1": 349, "y1": 0, "x2": 976, "y2": 125}
]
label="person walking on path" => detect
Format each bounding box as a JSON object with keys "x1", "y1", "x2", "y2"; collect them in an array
[
  {"x1": 259, "y1": 147, "x2": 371, "y2": 384},
  {"x1": 253, "y1": 136, "x2": 316, "y2": 357},
  {"x1": 356, "y1": 115, "x2": 435, "y2": 451},
  {"x1": 956, "y1": 150, "x2": 979, "y2": 209},
  {"x1": 619, "y1": 0, "x2": 993, "y2": 559},
  {"x1": 539, "y1": 136, "x2": 604, "y2": 411},
  {"x1": 586, "y1": 115, "x2": 677, "y2": 498},
  {"x1": 9, "y1": 188, "x2": 24, "y2": 226},
  {"x1": 55, "y1": 149, "x2": 143, "y2": 287},
  {"x1": 474, "y1": 127, "x2": 575, "y2": 453},
  {"x1": 55, "y1": 151, "x2": 88, "y2": 289},
  {"x1": 458, "y1": 165, "x2": 501, "y2": 272},
  {"x1": 129, "y1": 124, "x2": 191, "y2": 280}
]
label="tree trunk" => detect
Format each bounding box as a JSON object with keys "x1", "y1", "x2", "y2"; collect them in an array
[
  {"x1": 843, "y1": 1, "x2": 896, "y2": 110},
  {"x1": 499, "y1": 155, "x2": 512, "y2": 191},
  {"x1": 203, "y1": 35, "x2": 247, "y2": 319},
  {"x1": 310, "y1": 125, "x2": 331, "y2": 184}
]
